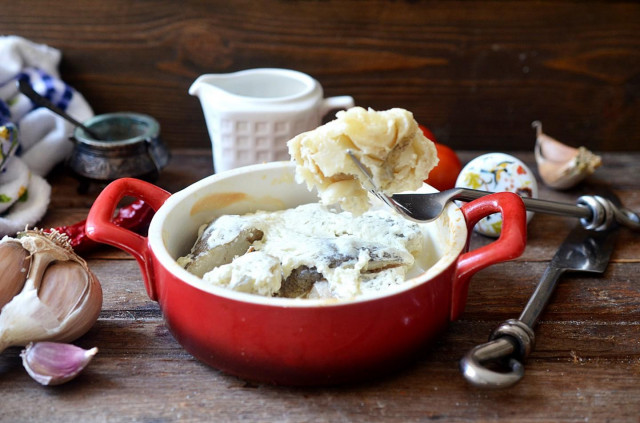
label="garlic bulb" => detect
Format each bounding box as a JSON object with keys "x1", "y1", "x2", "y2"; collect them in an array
[
  {"x1": 0, "y1": 229, "x2": 102, "y2": 353},
  {"x1": 21, "y1": 341, "x2": 98, "y2": 386},
  {"x1": 533, "y1": 121, "x2": 602, "y2": 190},
  {"x1": 0, "y1": 241, "x2": 30, "y2": 309}
]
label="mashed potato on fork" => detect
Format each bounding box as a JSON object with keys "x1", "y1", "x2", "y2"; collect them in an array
[{"x1": 287, "y1": 107, "x2": 438, "y2": 214}]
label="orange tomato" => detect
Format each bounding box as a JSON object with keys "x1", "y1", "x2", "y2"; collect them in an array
[{"x1": 419, "y1": 124, "x2": 462, "y2": 191}]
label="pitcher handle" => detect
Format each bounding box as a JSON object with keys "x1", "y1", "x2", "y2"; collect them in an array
[
  {"x1": 450, "y1": 192, "x2": 527, "y2": 320},
  {"x1": 85, "y1": 178, "x2": 171, "y2": 301},
  {"x1": 320, "y1": 95, "x2": 354, "y2": 117}
]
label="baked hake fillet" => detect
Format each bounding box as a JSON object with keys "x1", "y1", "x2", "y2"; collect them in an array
[
  {"x1": 177, "y1": 203, "x2": 425, "y2": 299},
  {"x1": 287, "y1": 107, "x2": 438, "y2": 214}
]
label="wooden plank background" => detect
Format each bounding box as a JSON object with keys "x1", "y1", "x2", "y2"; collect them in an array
[{"x1": 3, "y1": 0, "x2": 639, "y2": 154}]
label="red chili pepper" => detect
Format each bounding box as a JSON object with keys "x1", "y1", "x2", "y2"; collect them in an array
[{"x1": 48, "y1": 199, "x2": 154, "y2": 253}]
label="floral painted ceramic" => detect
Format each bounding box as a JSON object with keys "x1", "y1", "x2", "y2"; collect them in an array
[
  {"x1": 0, "y1": 124, "x2": 19, "y2": 172},
  {"x1": 456, "y1": 152, "x2": 538, "y2": 237},
  {"x1": 0, "y1": 124, "x2": 28, "y2": 213}
]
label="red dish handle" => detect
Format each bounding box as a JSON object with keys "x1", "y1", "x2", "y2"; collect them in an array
[
  {"x1": 85, "y1": 178, "x2": 171, "y2": 301},
  {"x1": 450, "y1": 192, "x2": 527, "y2": 321}
]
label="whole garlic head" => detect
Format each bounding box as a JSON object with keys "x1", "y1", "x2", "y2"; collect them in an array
[{"x1": 0, "y1": 229, "x2": 103, "y2": 353}]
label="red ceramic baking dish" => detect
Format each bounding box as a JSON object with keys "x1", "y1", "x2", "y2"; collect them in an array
[{"x1": 85, "y1": 161, "x2": 526, "y2": 385}]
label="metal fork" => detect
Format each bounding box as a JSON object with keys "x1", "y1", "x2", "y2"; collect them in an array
[{"x1": 347, "y1": 151, "x2": 640, "y2": 231}]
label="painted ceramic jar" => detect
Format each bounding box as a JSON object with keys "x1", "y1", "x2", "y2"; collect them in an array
[{"x1": 456, "y1": 153, "x2": 538, "y2": 237}]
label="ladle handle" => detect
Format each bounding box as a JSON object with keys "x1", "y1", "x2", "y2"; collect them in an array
[
  {"x1": 460, "y1": 318, "x2": 536, "y2": 388},
  {"x1": 453, "y1": 189, "x2": 640, "y2": 231},
  {"x1": 460, "y1": 261, "x2": 565, "y2": 388},
  {"x1": 452, "y1": 188, "x2": 591, "y2": 220},
  {"x1": 17, "y1": 78, "x2": 103, "y2": 140}
]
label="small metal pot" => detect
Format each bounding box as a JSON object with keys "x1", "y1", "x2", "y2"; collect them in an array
[{"x1": 69, "y1": 112, "x2": 170, "y2": 181}]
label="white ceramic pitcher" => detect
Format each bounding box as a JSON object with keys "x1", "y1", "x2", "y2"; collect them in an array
[{"x1": 189, "y1": 68, "x2": 354, "y2": 172}]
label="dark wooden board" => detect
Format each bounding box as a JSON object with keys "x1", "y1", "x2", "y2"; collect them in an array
[{"x1": 3, "y1": 1, "x2": 639, "y2": 153}]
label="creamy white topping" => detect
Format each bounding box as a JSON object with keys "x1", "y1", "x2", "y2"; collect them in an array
[
  {"x1": 202, "y1": 251, "x2": 282, "y2": 296},
  {"x1": 180, "y1": 203, "x2": 425, "y2": 299}
]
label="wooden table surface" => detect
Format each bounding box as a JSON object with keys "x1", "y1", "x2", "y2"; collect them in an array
[{"x1": 1, "y1": 150, "x2": 639, "y2": 422}]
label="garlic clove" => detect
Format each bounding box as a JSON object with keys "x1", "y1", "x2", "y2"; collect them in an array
[
  {"x1": 39, "y1": 261, "x2": 93, "y2": 322},
  {"x1": 0, "y1": 239, "x2": 31, "y2": 310},
  {"x1": 0, "y1": 230, "x2": 102, "y2": 352},
  {"x1": 533, "y1": 121, "x2": 602, "y2": 190},
  {"x1": 21, "y1": 341, "x2": 98, "y2": 386}
]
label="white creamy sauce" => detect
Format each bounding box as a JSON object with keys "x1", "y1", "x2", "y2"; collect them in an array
[
  {"x1": 181, "y1": 203, "x2": 428, "y2": 299},
  {"x1": 203, "y1": 251, "x2": 282, "y2": 297}
]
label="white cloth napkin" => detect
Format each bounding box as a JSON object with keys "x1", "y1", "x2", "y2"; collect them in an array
[{"x1": 0, "y1": 35, "x2": 94, "y2": 236}]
